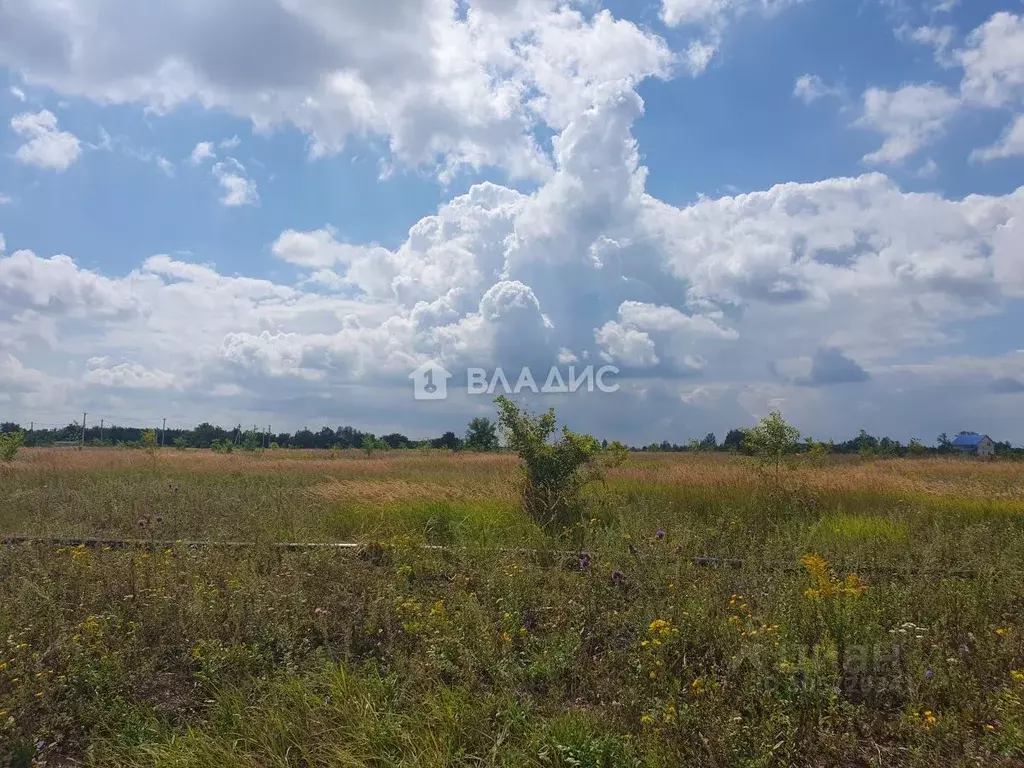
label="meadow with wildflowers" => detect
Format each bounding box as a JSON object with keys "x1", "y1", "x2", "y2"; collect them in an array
[{"x1": 1, "y1": 446, "x2": 1023, "y2": 766}]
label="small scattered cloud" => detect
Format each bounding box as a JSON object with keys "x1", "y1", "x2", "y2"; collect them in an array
[
  {"x1": 212, "y1": 159, "x2": 258, "y2": 207},
  {"x1": 9, "y1": 86, "x2": 26, "y2": 102},
  {"x1": 189, "y1": 141, "x2": 216, "y2": 165},
  {"x1": 0, "y1": 194, "x2": 11, "y2": 205},
  {"x1": 915, "y1": 158, "x2": 939, "y2": 178},
  {"x1": 971, "y1": 115, "x2": 1024, "y2": 162},
  {"x1": 858, "y1": 84, "x2": 960, "y2": 165},
  {"x1": 219, "y1": 135, "x2": 241, "y2": 150},
  {"x1": 899, "y1": 24, "x2": 957, "y2": 67},
  {"x1": 793, "y1": 74, "x2": 842, "y2": 104},
  {"x1": 685, "y1": 39, "x2": 719, "y2": 76},
  {"x1": 9, "y1": 110, "x2": 81, "y2": 171},
  {"x1": 155, "y1": 156, "x2": 175, "y2": 177},
  {"x1": 662, "y1": 0, "x2": 806, "y2": 75}
]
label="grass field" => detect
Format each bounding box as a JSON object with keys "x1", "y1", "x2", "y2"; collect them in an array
[{"x1": 1, "y1": 448, "x2": 1023, "y2": 766}]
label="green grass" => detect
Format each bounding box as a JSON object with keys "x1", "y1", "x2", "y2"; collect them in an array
[{"x1": 1, "y1": 448, "x2": 1023, "y2": 766}]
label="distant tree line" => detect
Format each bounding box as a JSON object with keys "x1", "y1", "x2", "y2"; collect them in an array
[
  {"x1": 637, "y1": 429, "x2": 1022, "y2": 458},
  {"x1": 0, "y1": 419, "x2": 491, "y2": 453},
  {"x1": 0, "y1": 420, "x2": 1019, "y2": 457}
]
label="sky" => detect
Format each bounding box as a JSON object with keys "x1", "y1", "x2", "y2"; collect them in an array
[{"x1": 1, "y1": 0, "x2": 1023, "y2": 444}]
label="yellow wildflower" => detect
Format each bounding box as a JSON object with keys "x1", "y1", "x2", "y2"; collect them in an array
[
  {"x1": 648, "y1": 619, "x2": 677, "y2": 639},
  {"x1": 640, "y1": 713, "x2": 656, "y2": 726},
  {"x1": 1010, "y1": 669, "x2": 1024, "y2": 683},
  {"x1": 691, "y1": 678, "x2": 706, "y2": 696}
]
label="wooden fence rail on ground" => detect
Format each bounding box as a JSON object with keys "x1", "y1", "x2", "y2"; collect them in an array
[{"x1": 0, "y1": 534, "x2": 989, "y2": 579}]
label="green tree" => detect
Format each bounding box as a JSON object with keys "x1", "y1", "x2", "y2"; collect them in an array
[
  {"x1": 804, "y1": 437, "x2": 833, "y2": 467},
  {"x1": 494, "y1": 396, "x2": 603, "y2": 532},
  {"x1": 723, "y1": 429, "x2": 747, "y2": 453},
  {"x1": 362, "y1": 433, "x2": 386, "y2": 457},
  {"x1": 140, "y1": 429, "x2": 158, "y2": 450},
  {"x1": 744, "y1": 411, "x2": 800, "y2": 475},
  {"x1": 431, "y1": 432, "x2": 461, "y2": 451},
  {"x1": 465, "y1": 417, "x2": 499, "y2": 452},
  {"x1": 0, "y1": 430, "x2": 25, "y2": 462}
]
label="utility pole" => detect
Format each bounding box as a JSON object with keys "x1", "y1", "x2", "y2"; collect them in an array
[
  {"x1": 161, "y1": 418, "x2": 166, "y2": 447},
  {"x1": 100, "y1": 418, "x2": 104, "y2": 445},
  {"x1": 81, "y1": 412, "x2": 87, "y2": 448},
  {"x1": 266, "y1": 425, "x2": 271, "y2": 448}
]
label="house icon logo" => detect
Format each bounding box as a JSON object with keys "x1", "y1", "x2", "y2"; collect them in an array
[{"x1": 409, "y1": 360, "x2": 452, "y2": 401}]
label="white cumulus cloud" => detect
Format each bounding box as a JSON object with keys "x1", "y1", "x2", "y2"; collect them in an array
[{"x1": 9, "y1": 110, "x2": 81, "y2": 171}]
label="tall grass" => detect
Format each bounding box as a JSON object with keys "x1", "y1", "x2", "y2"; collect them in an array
[{"x1": 1, "y1": 448, "x2": 1022, "y2": 766}]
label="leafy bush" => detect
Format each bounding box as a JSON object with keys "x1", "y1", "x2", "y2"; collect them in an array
[
  {"x1": 240, "y1": 431, "x2": 262, "y2": 452},
  {"x1": 140, "y1": 429, "x2": 158, "y2": 450},
  {"x1": 0, "y1": 430, "x2": 25, "y2": 462},
  {"x1": 464, "y1": 417, "x2": 499, "y2": 452},
  {"x1": 362, "y1": 433, "x2": 387, "y2": 457},
  {"x1": 494, "y1": 396, "x2": 605, "y2": 532},
  {"x1": 744, "y1": 411, "x2": 801, "y2": 507},
  {"x1": 210, "y1": 439, "x2": 233, "y2": 454}
]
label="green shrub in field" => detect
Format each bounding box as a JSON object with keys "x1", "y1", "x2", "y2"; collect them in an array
[
  {"x1": 210, "y1": 439, "x2": 233, "y2": 454},
  {"x1": 0, "y1": 430, "x2": 25, "y2": 462},
  {"x1": 140, "y1": 429, "x2": 158, "y2": 450},
  {"x1": 240, "y1": 431, "x2": 262, "y2": 452},
  {"x1": 362, "y1": 433, "x2": 387, "y2": 456},
  {"x1": 745, "y1": 411, "x2": 801, "y2": 507},
  {"x1": 744, "y1": 411, "x2": 800, "y2": 473},
  {"x1": 495, "y1": 396, "x2": 615, "y2": 532},
  {"x1": 464, "y1": 416, "x2": 499, "y2": 452}
]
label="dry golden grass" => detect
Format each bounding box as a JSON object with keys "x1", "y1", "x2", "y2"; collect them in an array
[
  {"x1": 5, "y1": 446, "x2": 516, "y2": 478},
  {"x1": 607, "y1": 453, "x2": 1024, "y2": 501},
  {"x1": 7, "y1": 448, "x2": 1024, "y2": 504},
  {"x1": 309, "y1": 476, "x2": 519, "y2": 505}
]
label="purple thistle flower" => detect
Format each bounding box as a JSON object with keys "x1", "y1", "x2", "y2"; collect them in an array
[
  {"x1": 578, "y1": 552, "x2": 591, "y2": 571},
  {"x1": 611, "y1": 569, "x2": 625, "y2": 586},
  {"x1": 924, "y1": 668, "x2": 933, "y2": 679},
  {"x1": 655, "y1": 529, "x2": 666, "y2": 540}
]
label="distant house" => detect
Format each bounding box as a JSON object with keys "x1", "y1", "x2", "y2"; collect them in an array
[{"x1": 952, "y1": 433, "x2": 996, "y2": 458}]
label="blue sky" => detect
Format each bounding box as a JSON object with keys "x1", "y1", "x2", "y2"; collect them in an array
[{"x1": 1, "y1": 0, "x2": 1023, "y2": 443}]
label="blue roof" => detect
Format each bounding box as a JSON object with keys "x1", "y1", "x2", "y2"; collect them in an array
[{"x1": 952, "y1": 434, "x2": 986, "y2": 447}]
